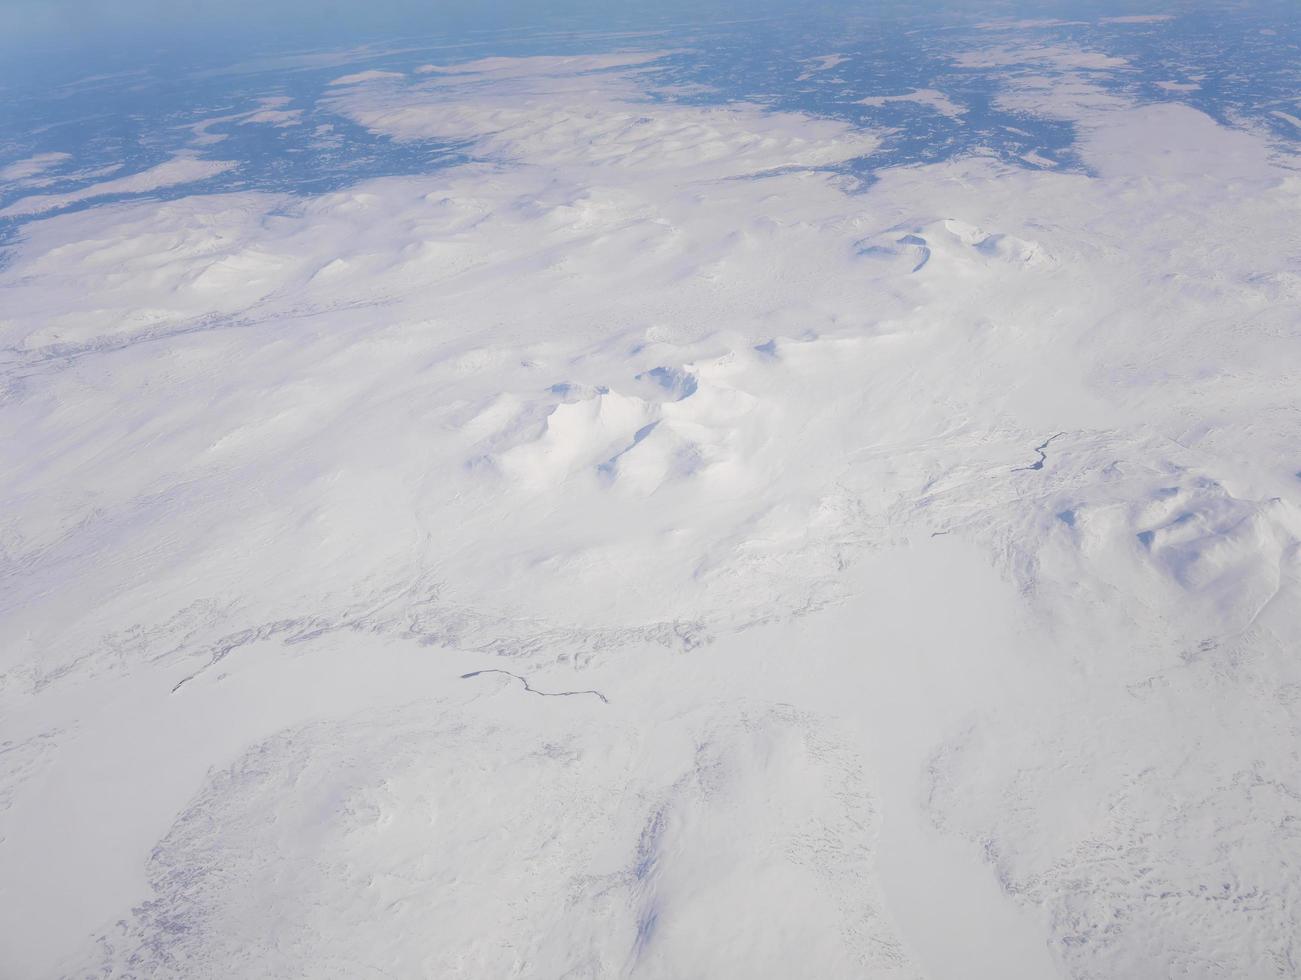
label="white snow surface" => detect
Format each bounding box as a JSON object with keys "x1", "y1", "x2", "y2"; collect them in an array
[
  {"x1": 0, "y1": 154, "x2": 238, "y2": 218},
  {"x1": 0, "y1": 152, "x2": 73, "y2": 184},
  {"x1": 857, "y1": 88, "x2": 967, "y2": 119},
  {"x1": 2, "y1": 50, "x2": 1301, "y2": 980}
]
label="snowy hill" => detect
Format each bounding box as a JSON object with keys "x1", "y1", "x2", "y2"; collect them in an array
[{"x1": 2, "y1": 6, "x2": 1300, "y2": 978}]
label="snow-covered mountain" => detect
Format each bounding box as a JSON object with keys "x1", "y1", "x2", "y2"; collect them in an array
[{"x1": 2, "y1": 6, "x2": 1299, "y2": 978}]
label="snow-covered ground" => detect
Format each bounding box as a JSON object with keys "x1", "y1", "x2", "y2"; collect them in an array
[{"x1": 2, "y1": 38, "x2": 1300, "y2": 980}]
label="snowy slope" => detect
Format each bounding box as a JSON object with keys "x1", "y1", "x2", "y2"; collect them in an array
[{"x1": 1, "y1": 42, "x2": 1300, "y2": 980}]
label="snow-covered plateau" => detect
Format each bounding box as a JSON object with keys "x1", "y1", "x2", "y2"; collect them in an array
[{"x1": 2, "y1": 30, "x2": 1300, "y2": 980}]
